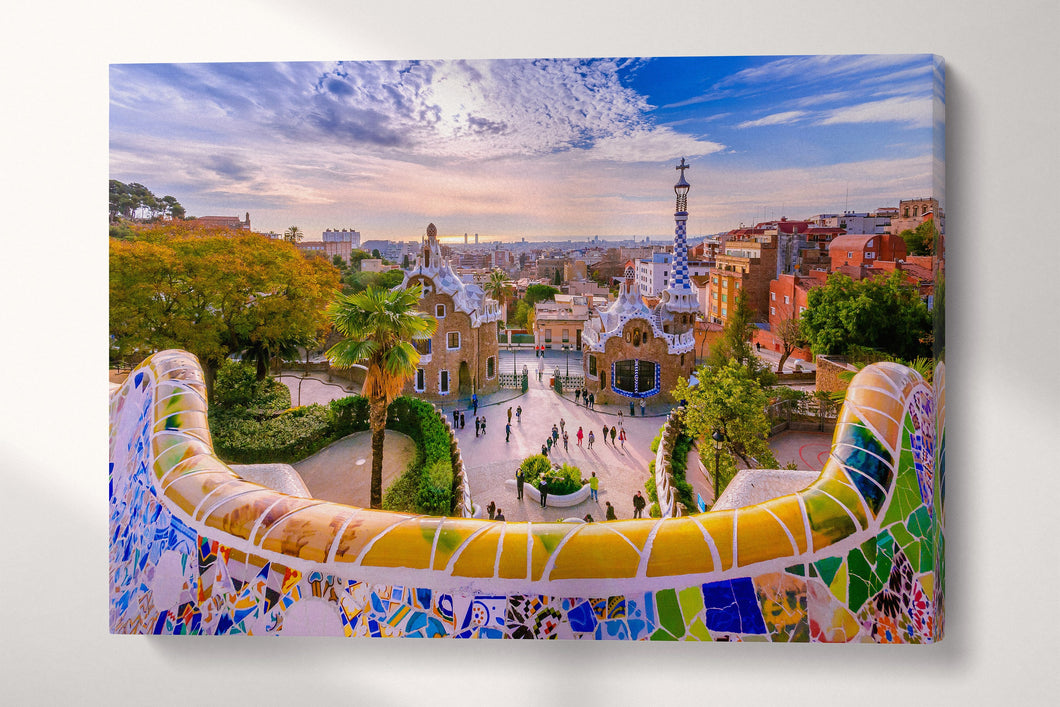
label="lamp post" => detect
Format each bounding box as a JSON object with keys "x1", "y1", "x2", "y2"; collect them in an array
[
  {"x1": 711, "y1": 428, "x2": 727, "y2": 505},
  {"x1": 563, "y1": 344, "x2": 570, "y2": 377}
]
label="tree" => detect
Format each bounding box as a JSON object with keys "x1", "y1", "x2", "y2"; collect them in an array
[
  {"x1": 110, "y1": 180, "x2": 182, "y2": 222},
  {"x1": 899, "y1": 220, "x2": 936, "y2": 256},
  {"x1": 109, "y1": 225, "x2": 339, "y2": 399},
  {"x1": 326, "y1": 285, "x2": 437, "y2": 509},
  {"x1": 800, "y1": 271, "x2": 932, "y2": 360},
  {"x1": 510, "y1": 300, "x2": 531, "y2": 329},
  {"x1": 371, "y1": 248, "x2": 382, "y2": 259},
  {"x1": 483, "y1": 269, "x2": 513, "y2": 318},
  {"x1": 284, "y1": 226, "x2": 304, "y2": 243},
  {"x1": 706, "y1": 290, "x2": 774, "y2": 384},
  {"x1": 673, "y1": 359, "x2": 779, "y2": 501},
  {"x1": 774, "y1": 316, "x2": 804, "y2": 373},
  {"x1": 524, "y1": 283, "x2": 559, "y2": 307},
  {"x1": 552, "y1": 269, "x2": 562, "y2": 286}
]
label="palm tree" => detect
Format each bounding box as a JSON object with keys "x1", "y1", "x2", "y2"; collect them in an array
[
  {"x1": 326, "y1": 284, "x2": 437, "y2": 509},
  {"x1": 284, "y1": 226, "x2": 304, "y2": 243},
  {"x1": 484, "y1": 268, "x2": 512, "y2": 322}
]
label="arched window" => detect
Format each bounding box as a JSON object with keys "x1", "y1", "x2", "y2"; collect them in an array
[{"x1": 612, "y1": 359, "x2": 660, "y2": 397}]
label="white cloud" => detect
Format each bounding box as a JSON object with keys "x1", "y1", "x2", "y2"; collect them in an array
[
  {"x1": 583, "y1": 127, "x2": 724, "y2": 162},
  {"x1": 816, "y1": 95, "x2": 933, "y2": 128},
  {"x1": 736, "y1": 111, "x2": 807, "y2": 129}
]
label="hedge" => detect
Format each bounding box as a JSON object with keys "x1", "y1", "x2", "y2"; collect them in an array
[{"x1": 518, "y1": 454, "x2": 583, "y2": 496}]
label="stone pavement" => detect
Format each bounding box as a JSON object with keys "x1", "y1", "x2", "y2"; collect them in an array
[
  {"x1": 447, "y1": 371, "x2": 671, "y2": 523},
  {"x1": 292, "y1": 430, "x2": 417, "y2": 508}
]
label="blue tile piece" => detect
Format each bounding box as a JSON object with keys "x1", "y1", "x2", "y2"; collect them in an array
[
  {"x1": 567, "y1": 601, "x2": 597, "y2": 633},
  {"x1": 702, "y1": 578, "x2": 767, "y2": 635}
]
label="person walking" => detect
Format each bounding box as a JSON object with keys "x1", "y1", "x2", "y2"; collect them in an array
[
  {"x1": 481, "y1": 417, "x2": 487, "y2": 436},
  {"x1": 541, "y1": 443, "x2": 549, "y2": 457},
  {"x1": 559, "y1": 418, "x2": 565, "y2": 436},
  {"x1": 602, "y1": 424, "x2": 610, "y2": 445},
  {"x1": 539, "y1": 478, "x2": 549, "y2": 507},
  {"x1": 546, "y1": 436, "x2": 554, "y2": 454},
  {"x1": 576, "y1": 426, "x2": 584, "y2": 446},
  {"x1": 610, "y1": 425, "x2": 617, "y2": 446},
  {"x1": 516, "y1": 405, "x2": 522, "y2": 422},
  {"x1": 472, "y1": 393, "x2": 478, "y2": 417},
  {"x1": 618, "y1": 409, "x2": 623, "y2": 424},
  {"x1": 640, "y1": 399, "x2": 646, "y2": 417},
  {"x1": 630, "y1": 400, "x2": 635, "y2": 417},
  {"x1": 562, "y1": 430, "x2": 569, "y2": 452},
  {"x1": 495, "y1": 509, "x2": 505, "y2": 521},
  {"x1": 588, "y1": 430, "x2": 595, "y2": 449},
  {"x1": 487, "y1": 500, "x2": 496, "y2": 520},
  {"x1": 552, "y1": 424, "x2": 559, "y2": 443},
  {"x1": 575, "y1": 389, "x2": 581, "y2": 404},
  {"x1": 618, "y1": 427, "x2": 626, "y2": 450},
  {"x1": 605, "y1": 501, "x2": 617, "y2": 521},
  {"x1": 633, "y1": 491, "x2": 646, "y2": 519},
  {"x1": 516, "y1": 468, "x2": 524, "y2": 500},
  {"x1": 507, "y1": 407, "x2": 513, "y2": 424},
  {"x1": 589, "y1": 471, "x2": 599, "y2": 502},
  {"x1": 505, "y1": 422, "x2": 511, "y2": 443},
  {"x1": 583, "y1": 389, "x2": 589, "y2": 407},
  {"x1": 475, "y1": 416, "x2": 481, "y2": 437},
  {"x1": 589, "y1": 393, "x2": 595, "y2": 409},
  {"x1": 453, "y1": 409, "x2": 459, "y2": 427},
  {"x1": 460, "y1": 412, "x2": 465, "y2": 429}
]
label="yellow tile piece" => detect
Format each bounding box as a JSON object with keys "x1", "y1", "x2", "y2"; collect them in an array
[
  {"x1": 358, "y1": 516, "x2": 439, "y2": 569},
  {"x1": 152, "y1": 431, "x2": 213, "y2": 480},
  {"x1": 253, "y1": 503, "x2": 356, "y2": 563},
  {"x1": 700, "y1": 510, "x2": 736, "y2": 571},
  {"x1": 547, "y1": 524, "x2": 640, "y2": 580},
  {"x1": 332, "y1": 512, "x2": 414, "y2": 564},
  {"x1": 164, "y1": 470, "x2": 239, "y2": 517},
  {"x1": 159, "y1": 454, "x2": 231, "y2": 490},
  {"x1": 802, "y1": 488, "x2": 858, "y2": 551},
  {"x1": 829, "y1": 561, "x2": 848, "y2": 604},
  {"x1": 813, "y1": 476, "x2": 869, "y2": 531},
  {"x1": 202, "y1": 489, "x2": 282, "y2": 541},
  {"x1": 760, "y1": 497, "x2": 809, "y2": 555},
  {"x1": 687, "y1": 616, "x2": 713, "y2": 641},
  {"x1": 251, "y1": 495, "x2": 329, "y2": 544},
  {"x1": 736, "y1": 506, "x2": 799, "y2": 568},
  {"x1": 497, "y1": 524, "x2": 531, "y2": 579},
  {"x1": 529, "y1": 524, "x2": 579, "y2": 581},
  {"x1": 431, "y1": 518, "x2": 489, "y2": 571},
  {"x1": 645, "y1": 517, "x2": 714, "y2": 577},
  {"x1": 450, "y1": 525, "x2": 504, "y2": 578}
]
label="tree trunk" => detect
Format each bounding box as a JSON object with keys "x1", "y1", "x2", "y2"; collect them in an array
[
  {"x1": 777, "y1": 349, "x2": 792, "y2": 374},
  {"x1": 368, "y1": 397, "x2": 388, "y2": 509},
  {"x1": 256, "y1": 354, "x2": 268, "y2": 381}
]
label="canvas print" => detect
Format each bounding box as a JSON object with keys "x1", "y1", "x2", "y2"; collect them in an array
[{"x1": 109, "y1": 55, "x2": 945, "y2": 641}]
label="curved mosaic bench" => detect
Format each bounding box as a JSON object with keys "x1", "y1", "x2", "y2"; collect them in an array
[{"x1": 110, "y1": 349, "x2": 943, "y2": 640}]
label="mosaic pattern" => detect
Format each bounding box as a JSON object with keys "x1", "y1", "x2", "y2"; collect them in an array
[{"x1": 110, "y1": 349, "x2": 943, "y2": 641}]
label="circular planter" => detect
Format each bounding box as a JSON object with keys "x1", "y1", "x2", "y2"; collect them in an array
[{"x1": 505, "y1": 479, "x2": 591, "y2": 507}]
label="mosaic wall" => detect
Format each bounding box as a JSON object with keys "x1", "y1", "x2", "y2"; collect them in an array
[{"x1": 110, "y1": 350, "x2": 943, "y2": 641}]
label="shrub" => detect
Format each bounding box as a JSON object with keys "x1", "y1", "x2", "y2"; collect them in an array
[
  {"x1": 518, "y1": 455, "x2": 582, "y2": 496},
  {"x1": 212, "y1": 404, "x2": 332, "y2": 464},
  {"x1": 518, "y1": 454, "x2": 552, "y2": 487},
  {"x1": 645, "y1": 472, "x2": 658, "y2": 504},
  {"x1": 329, "y1": 395, "x2": 370, "y2": 437},
  {"x1": 214, "y1": 360, "x2": 291, "y2": 412},
  {"x1": 649, "y1": 503, "x2": 661, "y2": 518}
]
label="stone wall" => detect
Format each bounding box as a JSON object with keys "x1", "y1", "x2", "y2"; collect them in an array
[{"x1": 815, "y1": 355, "x2": 860, "y2": 394}]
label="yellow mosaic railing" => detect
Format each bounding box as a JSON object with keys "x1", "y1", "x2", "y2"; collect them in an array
[{"x1": 117, "y1": 349, "x2": 922, "y2": 595}]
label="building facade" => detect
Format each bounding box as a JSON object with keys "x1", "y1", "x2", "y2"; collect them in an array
[
  {"x1": 399, "y1": 224, "x2": 502, "y2": 401},
  {"x1": 828, "y1": 233, "x2": 907, "y2": 269}
]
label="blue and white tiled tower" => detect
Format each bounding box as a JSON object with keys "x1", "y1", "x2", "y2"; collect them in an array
[{"x1": 662, "y1": 158, "x2": 699, "y2": 330}]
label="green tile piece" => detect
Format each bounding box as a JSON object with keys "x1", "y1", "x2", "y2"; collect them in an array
[
  {"x1": 919, "y1": 543, "x2": 934, "y2": 573},
  {"x1": 907, "y1": 506, "x2": 932, "y2": 540},
  {"x1": 847, "y1": 548, "x2": 871, "y2": 612},
  {"x1": 889, "y1": 522, "x2": 916, "y2": 550},
  {"x1": 650, "y1": 627, "x2": 679, "y2": 641},
  {"x1": 874, "y1": 531, "x2": 894, "y2": 590},
  {"x1": 687, "y1": 616, "x2": 712, "y2": 642},
  {"x1": 678, "y1": 585, "x2": 704, "y2": 627},
  {"x1": 655, "y1": 588, "x2": 686, "y2": 638},
  {"x1": 882, "y1": 424, "x2": 923, "y2": 526},
  {"x1": 815, "y1": 556, "x2": 842, "y2": 587},
  {"x1": 786, "y1": 563, "x2": 806, "y2": 577},
  {"x1": 904, "y1": 542, "x2": 921, "y2": 572}
]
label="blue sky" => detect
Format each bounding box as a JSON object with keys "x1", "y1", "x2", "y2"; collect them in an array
[{"x1": 110, "y1": 54, "x2": 944, "y2": 241}]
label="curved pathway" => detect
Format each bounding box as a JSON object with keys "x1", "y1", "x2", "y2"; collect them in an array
[{"x1": 293, "y1": 430, "x2": 416, "y2": 508}]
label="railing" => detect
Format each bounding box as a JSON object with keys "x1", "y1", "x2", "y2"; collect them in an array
[{"x1": 766, "y1": 396, "x2": 840, "y2": 435}]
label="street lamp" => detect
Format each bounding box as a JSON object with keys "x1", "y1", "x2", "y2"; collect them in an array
[
  {"x1": 711, "y1": 428, "x2": 727, "y2": 505},
  {"x1": 563, "y1": 344, "x2": 570, "y2": 377}
]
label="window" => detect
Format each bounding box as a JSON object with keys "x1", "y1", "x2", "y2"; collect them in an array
[
  {"x1": 544, "y1": 329, "x2": 552, "y2": 343},
  {"x1": 436, "y1": 303, "x2": 446, "y2": 318},
  {"x1": 847, "y1": 251, "x2": 854, "y2": 258},
  {"x1": 784, "y1": 295, "x2": 790, "y2": 304},
  {"x1": 486, "y1": 356, "x2": 495, "y2": 379},
  {"x1": 447, "y1": 332, "x2": 460, "y2": 350},
  {"x1": 721, "y1": 307, "x2": 727, "y2": 317},
  {"x1": 770, "y1": 306, "x2": 776, "y2": 315},
  {"x1": 712, "y1": 291, "x2": 718, "y2": 300},
  {"x1": 562, "y1": 329, "x2": 569, "y2": 342},
  {"x1": 721, "y1": 294, "x2": 727, "y2": 303},
  {"x1": 439, "y1": 370, "x2": 450, "y2": 394},
  {"x1": 613, "y1": 359, "x2": 659, "y2": 397},
  {"x1": 414, "y1": 339, "x2": 431, "y2": 355},
  {"x1": 865, "y1": 252, "x2": 875, "y2": 259},
  {"x1": 799, "y1": 306, "x2": 806, "y2": 314},
  {"x1": 588, "y1": 355, "x2": 597, "y2": 377},
  {"x1": 771, "y1": 292, "x2": 776, "y2": 301},
  {"x1": 415, "y1": 368, "x2": 425, "y2": 392}
]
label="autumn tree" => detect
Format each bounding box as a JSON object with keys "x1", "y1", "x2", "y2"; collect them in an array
[
  {"x1": 774, "y1": 316, "x2": 805, "y2": 373},
  {"x1": 899, "y1": 220, "x2": 936, "y2": 256},
  {"x1": 110, "y1": 224, "x2": 339, "y2": 399}
]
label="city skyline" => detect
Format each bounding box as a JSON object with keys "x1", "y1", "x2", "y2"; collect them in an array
[{"x1": 110, "y1": 54, "x2": 944, "y2": 241}]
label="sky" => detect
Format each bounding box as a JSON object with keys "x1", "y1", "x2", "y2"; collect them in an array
[{"x1": 110, "y1": 54, "x2": 945, "y2": 242}]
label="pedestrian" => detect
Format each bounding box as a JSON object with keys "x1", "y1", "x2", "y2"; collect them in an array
[
  {"x1": 516, "y1": 468, "x2": 524, "y2": 500},
  {"x1": 475, "y1": 416, "x2": 480, "y2": 437},
  {"x1": 472, "y1": 393, "x2": 478, "y2": 417},
  {"x1": 495, "y1": 509, "x2": 505, "y2": 521},
  {"x1": 588, "y1": 431, "x2": 595, "y2": 449},
  {"x1": 630, "y1": 400, "x2": 635, "y2": 416},
  {"x1": 610, "y1": 426, "x2": 617, "y2": 446},
  {"x1": 618, "y1": 409, "x2": 623, "y2": 424},
  {"x1": 619, "y1": 427, "x2": 626, "y2": 450},
  {"x1": 546, "y1": 436, "x2": 553, "y2": 453},
  {"x1": 516, "y1": 405, "x2": 522, "y2": 422},
  {"x1": 756, "y1": 341, "x2": 761, "y2": 352},
  {"x1": 552, "y1": 424, "x2": 559, "y2": 443},
  {"x1": 633, "y1": 491, "x2": 646, "y2": 519},
  {"x1": 583, "y1": 388, "x2": 589, "y2": 407},
  {"x1": 560, "y1": 418, "x2": 565, "y2": 435},
  {"x1": 576, "y1": 426, "x2": 584, "y2": 446},
  {"x1": 539, "y1": 478, "x2": 548, "y2": 507},
  {"x1": 640, "y1": 399, "x2": 646, "y2": 417},
  {"x1": 562, "y1": 431, "x2": 569, "y2": 452},
  {"x1": 602, "y1": 423, "x2": 610, "y2": 444},
  {"x1": 589, "y1": 471, "x2": 599, "y2": 502},
  {"x1": 487, "y1": 500, "x2": 496, "y2": 520},
  {"x1": 453, "y1": 409, "x2": 459, "y2": 427},
  {"x1": 506, "y1": 422, "x2": 511, "y2": 443},
  {"x1": 460, "y1": 412, "x2": 465, "y2": 429},
  {"x1": 583, "y1": 514, "x2": 594, "y2": 523},
  {"x1": 481, "y1": 417, "x2": 487, "y2": 436},
  {"x1": 507, "y1": 407, "x2": 512, "y2": 424},
  {"x1": 605, "y1": 501, "x2": 617, "y2": 521},
  {"x1": 541, "y1": 443, "x2": 549, "y2": 457},
  {"x1": 588, "y1": 392, "x2": 595, "y2": 409},
  {"x1": 575, "y1": 389, "x2": 581, "y2": 404}
]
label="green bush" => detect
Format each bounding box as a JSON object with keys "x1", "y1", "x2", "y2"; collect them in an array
[
  {"x1": 649, "y1": 503, "x2": 661, "y2": 518},
  {"x1": 329, "y1": 395, "x2": 370, "y2": 436},
  {"x1": 212, "y1": 404, "x2": 332, "y2": 464},
  {"x1": 518, "y1": 455, "x2": 583, "y2": 496},
  {"x1": 214, "y1": 360, "x2": 291, "y2": 412},
  {"x1": 645, "y1": 471, "x2": 658, "y2": 504}
]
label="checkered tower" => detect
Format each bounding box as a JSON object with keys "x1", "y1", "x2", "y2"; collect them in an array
[{"x1": 663, "y1": 158, "x2": 698, "y2": 319}]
